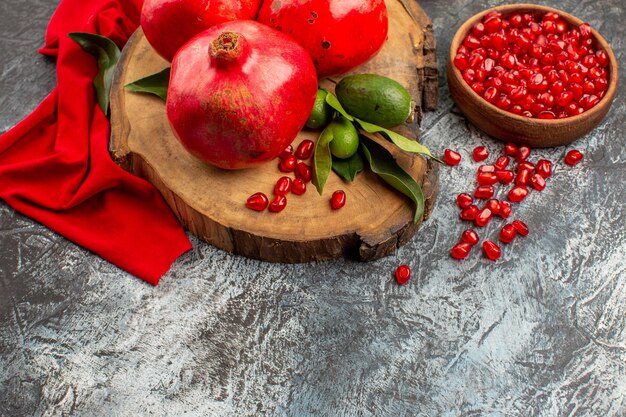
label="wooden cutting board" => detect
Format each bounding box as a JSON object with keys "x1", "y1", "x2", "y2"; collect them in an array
[{"x1": 109, "y1": 0, "x2": 439, "y2": 263}]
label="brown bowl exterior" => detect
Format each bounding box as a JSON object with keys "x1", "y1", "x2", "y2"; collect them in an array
[{"x1": 447, "y1": 3, "x2": 619, "y2": 147}]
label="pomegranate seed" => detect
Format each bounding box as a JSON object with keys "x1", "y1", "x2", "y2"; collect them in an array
[
  {"x1": 443, "y1": 149, "x2": 462, "y2": 166},
  {"x1": 451, "y1": 242, "x2": 472, "y2": 260},
  {"x1": 292, "y1": 178, "x2": 306, "y2": 195},
  {"x1": 460, "y1": 205, "x2": 479, "y2": 221},
  {"x1": 395, "y1": 265, "x2": 411, "y2": 285},
  {"x1": 516, "y1": 146, "x2": 531, "y2": 161},
  {"x1": 274, "y1": 176, "x2": 293, "y2": 195},
  {"x1": 295, "y1": 162, "x2": 312, "y2": 182},
  {"x1": 475, "y1": 185, "x2": 495, "y2": 199},
  {"x1": 461, "y1": 229, "x2": 480, "y2": 246},
  {"x1": 579, "y1": 23, "x2": 592, "y2": 39},
  {"x1": 454, "y1": 53, "x2": 470, "y2": 70},
  {"x1": 483, "y1": 87, "x2": 498, "y2": 103},
  {"x1": 508, "y1": 186, "x2": 529, "y2": 202},
  {"x1": 246, "y1": 192, "x2": 269, "y2": 211},
  {"x1": 477, "y1": 172, "x2": 498, "y2": 186},
  {"x1": 269, "y1": 195, "x2": 287, "y2": 213},
  {"x1": 494, "y1": 156, "x2": 510, "y2": 170},
  {"x1": 330, "y1": 190, "x2": 346, "y2": 210},
  {"x1": 457, "y1": 193, "x2": 474, "y2": 209},
  {"x1": 498, "y1": 201, "x2": 513, "y2": 218},
  {"x1": 517, "y1": 161, "x2": 535, "y2": 172},
  {"x1": 596, "y1": 50, "x2": 609, "y2": 67},
  {"x1": 499, "y1": 224, "x2": 517, "y2": 243},
  {"x1": 515, "y1": 169, "x2": 531, "y2": 186},
  {"x1": 565, "y1": 149, "x2": 584, "y2": 166},
  {"x1": 295, "y1": 140, "x2": 314, "y2": 160},
  {"x1": 535, "y1": 159, "x2": 553, "y2": 178},
  {"x1": 504, "y1": 143, "x2": 519, "y2": 156},
  {"x1": 512, "y1": 219, "x2": 529, "y2": 236},
  {"x1": 530, "y1": 173, "x2": 547, "y2": 191},
  {"x1": 478, "y1": 164, "x2": 496, "y2": 173},
  {"x1": 482, "y1": 240, "x2": 502, "y2": 261},
  {"x1": 279, "y1": 145, "x2": 293, "y2": 159},
  {"x1": 496, "y1": 169, "x2": 515, "y2": 184},
  {"x1": 472, "y1": 146, "x2": 489, "y2": 162},
  {"x1": 486, "y1": 199, "x2": 500, "y2": 214},
  {"x1": 473, "y1": 22, "x2": 485, "y2": 37},
  {"x1": 279, "y1": 155, "x2": 297, "y2": 172},
  {"x1": 475, "y1": 207, "x2": 493, "y2": 227}
]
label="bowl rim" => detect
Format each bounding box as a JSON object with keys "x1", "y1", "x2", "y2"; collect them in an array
[{"x1": 448, "y1": 3, "x2": 619, "y2": 126}]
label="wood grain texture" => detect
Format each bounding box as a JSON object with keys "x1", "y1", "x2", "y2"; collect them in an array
[
  {"x1": 109, "y1": 0, "x2": 439, "y2": 263},
  {"x1": 446, "y1": 4, "x2": 619, "y2": 147}
]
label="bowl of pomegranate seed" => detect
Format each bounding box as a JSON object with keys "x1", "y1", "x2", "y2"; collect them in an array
[{"x1": 447, "y1": 4, "x2": 618, "y2": 147}]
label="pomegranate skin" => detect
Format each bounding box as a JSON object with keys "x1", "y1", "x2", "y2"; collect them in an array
[
  {"x1": 166, "y1": 21, "x2": 318, "y2": 170},
  {"x1": 141, "y1": 0, "x2": 262, "y2": 61},
  {"x1": 257, "y1": 0, "x2": 388, "y2": 78}
]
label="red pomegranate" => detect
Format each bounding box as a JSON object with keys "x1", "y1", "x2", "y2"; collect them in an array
[
  {"x1": 141, "y1": 0, "x2": 262, "y2": 61},
  {"x1": 257, "y1": 0, "x2": 388, "y2": 78},
  {"x1": 166, "y1": 20, "x2": 318, "y2": 170}
]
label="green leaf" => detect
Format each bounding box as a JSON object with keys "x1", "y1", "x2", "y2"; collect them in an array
[
  {"x1": 69, "y1": 32, "x2": 121, "y2": 115},
  {"x1": 312, "y1": 127, "x2": 334, "y2": 195},
  {"x1": 332, "y1": 151, "x2": 364, "y2": 182},
  {"x1": 361, "y1": 139, "x2": 425, "y2": 223},
  {"x1": 323, "y1": 90, "x2": 354, "y2": 121},
  {"x1": 356, "y1": 118, "x2": 443, "y2": 163},
  {"x1": 125, "y1": 67, "x2": 171, "y2": 101}
]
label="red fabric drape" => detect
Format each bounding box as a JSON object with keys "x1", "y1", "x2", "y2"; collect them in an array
[{"x1": 0, "y1": 0, "x2": 192, "y2": 285}]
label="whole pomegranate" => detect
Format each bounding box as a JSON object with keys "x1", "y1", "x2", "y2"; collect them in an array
[
  {"x1": 166, "y1": 20, "x2": 318, "y2": 170},
  {"x1": 141, "y1": 0, "x2": 262, "y2": 61},
  {"x1": 257, "y1": 0, "x2": 388, "y2": 78}
]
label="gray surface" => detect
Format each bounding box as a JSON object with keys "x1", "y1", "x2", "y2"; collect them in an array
[{"x1": 1, "y1": 0, "x2": 625, "y2": 415}]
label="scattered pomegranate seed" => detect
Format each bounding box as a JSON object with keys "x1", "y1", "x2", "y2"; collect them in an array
[
  {"x1": 498, "y1": 200, "x2": 513, "y2": 218},
  {"x1": 499, "y1": 224, "x2": 517, "y2": 243},
  {"x1": 395, "y1": 265, "x2": 411, "y2": 285},
  {"x1": 517, "y1": 161, "x2": 535, "y2": 172},
  {"x1": 246, "y1": 192, "x2": 269, "y2": 211},
  {"x1": 508, "y1": 186, "x2": 529, "y2": 202},
  {"x1": 330, "y1": 190, "x2": 346, "y2": 210},
  {"x1": 461, "y1": 229, "x2": 480, "y2": 245},
  {"x1": 292, "y1": 178, "x2": 306, "y2": 195},
  {"x1": 482, "y1": 240, "x2": 502, "y2": 261},
  {"x1": 475, "y1": 207, "x2": 493, "y2": 227},
  {"x1": 496, "y1": 169, "x2": 515, "y2": 184},
  {"x1": 295, "y1": 162, "x2": 312, "y2": 182},
  {"x1": 494, "y1": 156, "x2": 510, "y2": 170},
  {"x1": 472, "y1": 146, "x2": 489, "y2": 162},
  {"x1": 279, "y1": 145, "x2": 293, "y2": 159},
  {"x1": 565, "y1": 149, "x2": 584, "y2": 165},
  {"x1": 529, "y1": 173, "x2": 547, "y2": 191},
  {"x1": 457, "y1": 193, "x2": 474, "y2": 209},
  {"x1": 460, "y1": 205, "x2": 479, "y2": 221},
  {"x1": 475, "y1": 185, "x2": 495, "y2": 199},
  {"x1": 478, "y1": 164, "x2": 496, "y2": 173},
  {"x1": 516, "y1": 146, "x2": 531, "y2": 161},
  {"x1": 451, "y1": 242, "x2": 472, "y2": 259},
  {"x1": 477, "y1": 172, "x2": 498, "y2": 185},
  {"x1": 295, "y1": 140, "x2": 314, "y2": 160},
  {"x1": 535, "y1": 159, "x2": 553, "y2": 178},
  {"x1": 512, "y1": 219, "x2": 529, "y2": 236},
  {"x1": 443, "y1": 149, "x2": 462, "y2": 166},
  {"x1": 515, "y1": 169, "x2": 531, "y2": 186},
  {"x1": 486, "y1": 198, "x2": 500, "y2": 214},
  {"x1": 269, "y1": 195, "x2": 287, "y2": 212},
  {"x1": 279, "y1": 155, "x2": 297, "y2": 172},
  {"x1": 274, "y1": 176, "x2": 293, "y2": 196},
  {"x1": 504, "y1": 143, "x2": 519, "y2": 156}
]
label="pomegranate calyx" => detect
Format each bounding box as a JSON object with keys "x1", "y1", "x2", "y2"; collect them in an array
[{"x1": 210, "y1": 32, "x2": 245, "y2": 63}]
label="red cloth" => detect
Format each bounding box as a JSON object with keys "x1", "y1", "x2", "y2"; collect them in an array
[{"x1": 0, "y1": 0, "x2": 192, "y2": 285}]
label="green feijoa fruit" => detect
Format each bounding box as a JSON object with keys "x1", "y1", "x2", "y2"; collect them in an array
[
  {"x1": 306, "y1": 89, "x2": 335, "y2": 129},
  {"x1": 336, "y1": 74, "x2": 412, "y2": 128},
  {"x1": 327, "y1": 118, "x2": 359, "y2": 159}
]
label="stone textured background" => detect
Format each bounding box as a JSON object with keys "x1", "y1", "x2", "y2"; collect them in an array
[{"x1": 1, "y1": 0, "x2": 624, "y2": 415}]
